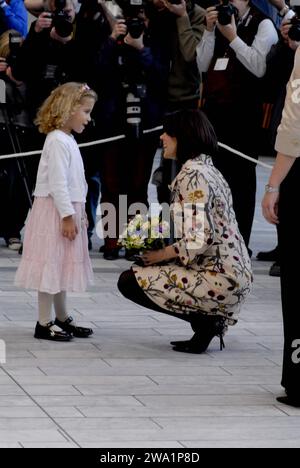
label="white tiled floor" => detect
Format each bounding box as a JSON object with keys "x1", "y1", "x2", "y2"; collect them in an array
[{"x1": 1, "y1": 156, "x2": 298, "y2": 448}]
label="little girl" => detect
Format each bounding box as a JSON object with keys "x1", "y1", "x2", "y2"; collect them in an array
[{"x1": 15, "y1": 82, "x2": 98, "y2": 341}]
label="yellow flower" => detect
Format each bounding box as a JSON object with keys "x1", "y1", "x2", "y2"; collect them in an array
[
  {"x1": 188, "y1": 190, "x2": 204, "y2": 202},
  {"x1": 139, "y1": 279, "x2": 148, "y2": 288}
]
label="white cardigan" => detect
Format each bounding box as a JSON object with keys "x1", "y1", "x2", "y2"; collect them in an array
[{"x1": 34, "y1": 130, "x2": 88, "y2": 219}]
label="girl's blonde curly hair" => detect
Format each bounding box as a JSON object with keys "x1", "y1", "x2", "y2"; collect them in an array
[{"x1": 35, "y1": 82, "x2": 98, "y2": 134}]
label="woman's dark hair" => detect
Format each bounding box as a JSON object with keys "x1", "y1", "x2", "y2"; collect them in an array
[{"x1": 163, "y1": 109, "x2": 218, "y2": 165}]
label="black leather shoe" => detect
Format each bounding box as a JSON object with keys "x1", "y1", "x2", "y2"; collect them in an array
[
  {"x1": 34, "y1": 321, "x2": 73, "y2": 341},
  {"x1": 256, "y1": 247, "x2": 279, "y2": 262},
  {"x1": 55, "y1": 316, "x2": 93, "y2": 338},
  {"x1": 103, "y1": 248, "x2": 120, "y2": 260},
  {"x1": 276, "y1": 396, "x2": 300, "y2": 408},
  {"x1": 269, "y1": 262, "x2": 280, "y2": 277}
]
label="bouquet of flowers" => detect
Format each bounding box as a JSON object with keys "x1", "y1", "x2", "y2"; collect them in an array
[{"x1": 118, "y1": 214, "x2": 170, "y2": 262}]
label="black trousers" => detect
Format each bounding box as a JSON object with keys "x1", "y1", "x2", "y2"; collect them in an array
[
  {"x1": 278, "y1": 158, "x2": 300, "y2": 395},
  {"x1": 212, "y1": 145, "x2": 257, "y2": 248},
  {"x1": 118, "y1": 269, "x2": 192, "y2": 323},
  {"x1": 203, "y1": 101, "x2": 261, "y2": 249},
  {"x1": 0, "y1": 127, "x2": 40, "y2": 240}
]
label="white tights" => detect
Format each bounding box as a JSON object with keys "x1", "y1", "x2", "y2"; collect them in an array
[{"x1": 38, "y1": 291, "x2": 68, "y2": 326}]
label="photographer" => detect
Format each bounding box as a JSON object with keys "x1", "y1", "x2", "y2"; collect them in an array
[
  {"x1": 156, "y1": 0, "x2": 205, "y2": 108},
  {"x1": 0, "y1": 0, "x2": 28, "y2": 37},
  {"x1": 0, "y1": 29, "x2": 33, "y2": 250},
  {"x1": 196, "y1": 0, "x2": 278, "y2": 252},
  {"x1": 11, "y1": 0, "x2": 79, "y2": 120},
  {"x1": 150, "y1": 0, "x2": 206, "y2": 205},
  {"x1": 91, "y1": 0, "x2": 170, "y2": 259},
  {"x1": 73, "y1": 0, "x2": 119, "y2": 250}
]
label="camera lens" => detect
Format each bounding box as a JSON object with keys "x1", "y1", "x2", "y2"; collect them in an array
[
  {"x1": 53, "y1": 16, "x2": 73, "y2": 37},
  {"x1": 126, "y1": 17, "x2": 145, "y2": 38}
]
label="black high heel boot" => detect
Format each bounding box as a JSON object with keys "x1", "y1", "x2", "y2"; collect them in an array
[{"x1": 171, "y1": 315, "x2": 226, "y2": 354}]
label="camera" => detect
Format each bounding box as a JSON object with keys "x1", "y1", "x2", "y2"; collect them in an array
[
  {"x1": 51, "y1": 0, "x2": 73, "y2": 38},
  {"x1": 215, "y1": 0, "x2": 238, "y2": 26},
  {"x1": 288, "y1": 0, "x2": 300, "y2": 41},
  {"x1": 7, "y1": 32, "x2": 22, "y2": 69},
  {"x1": 115, "y1": 0, "x2": 146, "y2": 38},
  {"x1": 124, "y1": 83, "x2": 146, "y2": 139}
]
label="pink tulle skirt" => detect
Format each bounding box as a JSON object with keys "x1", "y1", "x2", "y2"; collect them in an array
[{"x1": 15, "y1": 197, "x2": 94, "y2": 294}]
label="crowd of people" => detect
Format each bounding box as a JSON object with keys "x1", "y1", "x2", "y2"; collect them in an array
[
  {"x1": 0, "y1": 0, "x2": 290, "y2": 256},
  {"x1": 1, "y1": 0, "x2": 300, "y2": 407}
]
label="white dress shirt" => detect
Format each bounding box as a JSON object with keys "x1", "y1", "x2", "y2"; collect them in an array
[
  {"x1": 196, "y1": 8, "x2": 278, "y2": 77},
  {"x1": 34, "y1": 130, "x2": 88, "y2": 219}
]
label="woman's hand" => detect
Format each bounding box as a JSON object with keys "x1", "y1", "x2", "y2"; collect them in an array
[
  {"x1": 262, "y1": 192, "x2": 280, "y2": 225},
  {"x1": 61, "y1": 215, "x2": 78, "y2": 241},
  {"x1": 141, "y1": 246, "x2": 177, "y2": 266},
  {"x1": 141, "y1": 249, "x2": 166, "y2": 266}
]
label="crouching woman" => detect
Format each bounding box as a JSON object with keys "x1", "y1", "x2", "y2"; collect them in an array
[{"x1": 118, "y1": 109, "x2": 252, "y2": 353}]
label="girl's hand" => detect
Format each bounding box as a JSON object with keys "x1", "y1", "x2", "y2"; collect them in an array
[
  {"x1": 62, "y1": 215, "x2": 78, "y2": 241},
  {"x1": 84, "y1": 212, "x2": 89, "y2": 228},
  {"x1": 262, "y1": 192, "x2": 280, "y2": 225}
]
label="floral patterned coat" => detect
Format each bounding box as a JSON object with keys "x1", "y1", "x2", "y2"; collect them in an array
[{"x1": 133, "y1": 154, "x2": 253, "y2": 325}]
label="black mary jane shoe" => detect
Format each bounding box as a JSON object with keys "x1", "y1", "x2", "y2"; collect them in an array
[
  {"x1": 171, "y1": 315, "x2": 226, "y2": 354},
  {"x1": 55, "y1": 316, "x2": 93, "y2": 338},
  {"x1": 276, "y1": 396, "x2": 300, "y2": 408},
  {"x1": 34, "y1": 321, "x2": 73, "y2": 341}
]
